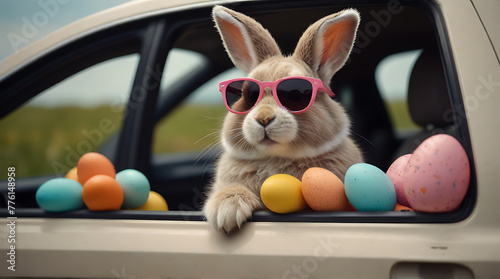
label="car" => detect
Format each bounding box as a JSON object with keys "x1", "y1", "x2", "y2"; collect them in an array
[{"x1": 0, "y1": 0, "x2": 499, "y2": 277}]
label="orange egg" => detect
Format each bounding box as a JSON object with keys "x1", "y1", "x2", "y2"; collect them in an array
[
  {"x1": 82, "y1": 175, "x2": 123, "y2": 211},
  {"x1": 346, "y1": 201, "x2": 358, "y2": 211},
  {"x1": 77, "y1": 152, "x2": 116, "y2": 185},
  {"x1": 65, "y1": 167, "x2": 79, "y2": 182},
  {"x1": 395, "y1": 204, "x2": 414, "y2": 212},
  {"x1": 302, "y1": 167, "x2": 348, "y2": 211}
]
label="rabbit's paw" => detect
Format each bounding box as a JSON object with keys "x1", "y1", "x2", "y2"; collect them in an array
[{"x1": 203, "y1": 185, "x2": 261, "y2": 234}]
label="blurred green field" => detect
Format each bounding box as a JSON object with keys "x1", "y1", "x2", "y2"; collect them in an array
[
  {"x1": 0, "y1": 106, "x2": 123, "y2": 179},
  {"x1": 0, "y1": 104, "x2": 227, "y2": 179},
  {"x1": 385, "y1": 100, "x2": 419, "y2": 132},
  {"x1": 0, "y1": 101, "x2": 415, "y2": 179},
  {"x1": 152, "y1": 104, "x2": 227, "y2": 154}
]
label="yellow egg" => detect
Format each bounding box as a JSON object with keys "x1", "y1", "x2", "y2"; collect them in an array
[
  {"x1": 260, "y1": 174, "x2": 306, "y2": 214},
  {"x1": 65, "y1": 167, "x2": 79, "y2": 182},
  {"x1": 131, "y1": 191, "x2": 168, "y2": 211}
]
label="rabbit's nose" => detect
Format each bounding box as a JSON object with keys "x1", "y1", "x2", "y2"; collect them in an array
[
  {"x1": 258, "y1": 116, "x2": 276, "y2": 127},
  {"x1": 254, "y1": 103, "x2": 276, "y2": 127}
]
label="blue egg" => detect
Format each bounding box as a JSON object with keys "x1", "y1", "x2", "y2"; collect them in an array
[
  {"x1": 344, "y1": 163, "x2": 397, "y2": 211},
  {"x1": 115, "y1": 169, "x2": 150, "y2": 208},
  {"x1": 36, "y1": 178, "x2": 84, "y2": 212}
]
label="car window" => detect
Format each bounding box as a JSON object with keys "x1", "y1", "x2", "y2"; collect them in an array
[
  {"x1": 159, "y1": 49, "x2": 207, "y2": 92},
  {"x1": 375, "y1": 50, "x2": 422, "y2": 136},
  {"x1": 0, "y1": 2, "x2": 473, "y2": 225},
  {"x1": 0, "y1": 54, "x2": 140, "y2": 179},
  {"x1": 152, "y1": 49, "x2": 243, "y2": 155}
]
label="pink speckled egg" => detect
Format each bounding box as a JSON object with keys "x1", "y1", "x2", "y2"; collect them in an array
[
  {"x1": 403, "y1": 134, "x2": 470, "y2": 212},
  {"x1": 386, "y1": 154, "x2": 412, "y2": 207}
]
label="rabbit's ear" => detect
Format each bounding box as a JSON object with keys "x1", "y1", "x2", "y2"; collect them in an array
[
  {"x1": 213, "y1": 6, "x2": 281, "y2": 74},
  {"x1": 293, "y1": 9, "x2": 360, "y2": 83}
]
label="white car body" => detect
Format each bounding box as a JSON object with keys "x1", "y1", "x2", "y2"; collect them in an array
[{"x1": 1, "y1": 0, "x2": 499, "y2": 278}]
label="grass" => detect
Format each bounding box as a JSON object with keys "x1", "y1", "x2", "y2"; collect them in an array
[
  {"x1": 384, "y1": 100, "x2": 419, "y2": 132},
  {"x1": 0, "y1": 101, "x2": 415, "y2": 179},
  {"x1": 152, "y1": 104, "x2": 227, "y2": 154},
  {"x1": 0, "y1": 104, "x2": 227, "y2": 179},
  {"x1": 0, "y1": 106, "x2": 124, "y2": 179}
]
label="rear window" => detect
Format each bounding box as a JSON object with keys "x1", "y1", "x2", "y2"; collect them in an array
[{"x1": 375, "y1": 49, "x2": 421, "y2": 137}]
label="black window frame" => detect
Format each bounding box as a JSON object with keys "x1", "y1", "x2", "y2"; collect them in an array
[
  {"x1": 0, "y1": 0, "x2": 476, "y2": 224},
  {"x1": 0, "y1": 18, "x2": 151, "y2": 208}
]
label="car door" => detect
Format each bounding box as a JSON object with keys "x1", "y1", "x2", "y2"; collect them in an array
[{"x1": 1, "y1": 0, "x2": 498, "y2": 278}]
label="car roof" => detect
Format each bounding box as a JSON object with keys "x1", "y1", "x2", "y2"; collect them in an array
[
  {"x1": 0, "y1": 0, "x2": 222, "y2": 79},
  {"x1": 0, "y1": 0, "x2": 438, "y2": 81}
]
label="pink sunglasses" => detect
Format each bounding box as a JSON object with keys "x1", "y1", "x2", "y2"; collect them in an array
[{"x1": 219, "y1": 76, "x2": 335, "y2": 114}]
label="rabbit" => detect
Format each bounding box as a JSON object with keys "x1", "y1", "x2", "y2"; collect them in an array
[{"x1": 203, "y1": 5, "x2": 364, "y2": 233}]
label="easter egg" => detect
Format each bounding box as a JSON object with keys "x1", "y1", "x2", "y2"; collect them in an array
[
  {"x1": 403, "y1": 134, "x2": 470, "y2": 212},
  {"x1": 115, "y1": 169, "x2": 151, "y2": 208},
  {"x1": 65, "y1": 167, "x2": 79, "y2": 182},
  {"x1": 302, "y1": 167, "x2": 348, "y2": 211},
  {"x1": 386, "y1": 154, "x2": 412, "y2": 207},
  {"x1": 36, "y1": 178, "x2": 84, "y2": 212},
  {"x1": 260, "y1": 174, "x2": 306, "y2": 214},
  {"x1": 132, "y1": 191, "x2": 168, "y2": 211},
  {"x1": 82, "y1": 174, "x2": 123, "y2": 211},
  {"x1": 395, "y1": 204, "x2": 414, "y2": 212},
  {"x1": 77, "y1": 152, "x2": 116, "y2": 185},
  {"x1": 344, "y1": 163, "x2": 397, "y2": 211},
  {"x1": 346, "y1": 201, "x2": 357, "y2": 211}
]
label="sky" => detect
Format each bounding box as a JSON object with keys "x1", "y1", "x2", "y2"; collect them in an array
[
  {"x1": 0, "y1": 0, "x2": 419, "y2": 107},
  {"x1": 0, "y1": 0, "x2": 230, "y2": 107},
  {"x1": 0, "y1": 0, "x2": 132, "y2": 60}
]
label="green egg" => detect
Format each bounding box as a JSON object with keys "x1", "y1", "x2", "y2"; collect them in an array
[
  {"x1": 36, "y1": 178, "x2": 84, "y2": 212},
  {"x1": 115, "y1": 169, "x2": 151, "y2": 208},
  {"x1": 344, "y1": 163, "x2": 396, "y2": 211}
]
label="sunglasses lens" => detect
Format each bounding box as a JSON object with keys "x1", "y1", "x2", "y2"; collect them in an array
[
  {"x1": 276, "y1": 79, "x2": 313, "y2": 112},
  {"x1": 225, "y1": 80, "x2": 260, "y2": 112}
]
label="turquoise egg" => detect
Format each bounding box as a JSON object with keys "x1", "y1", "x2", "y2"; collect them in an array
[
  {"x1": 36, "y1": 178, "x2": 84, "y2": 212},
  {"x1": 115, "y1": 169, "x2": 151, "y2": 208},
  {"x1": 344, "y1": 163, "x2": 397, "y2": 211}
]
